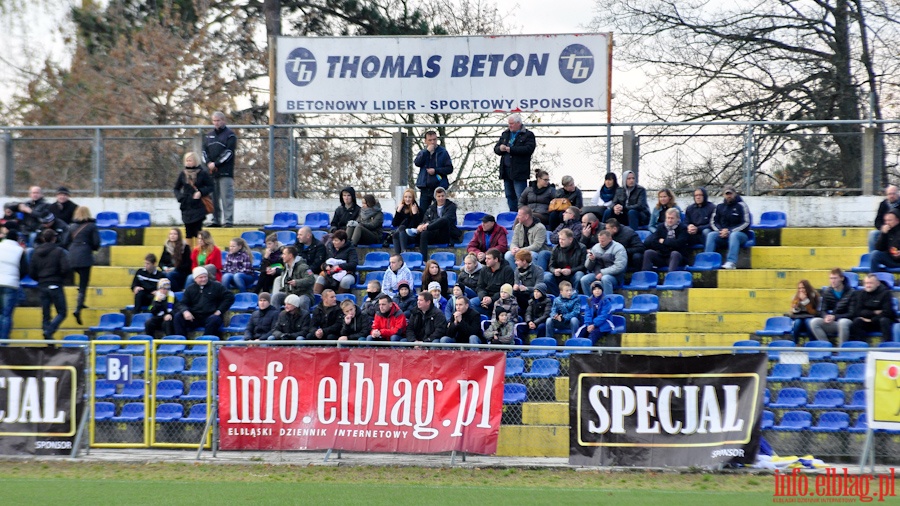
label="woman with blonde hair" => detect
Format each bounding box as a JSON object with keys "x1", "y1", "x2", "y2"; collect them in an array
[
  {"x1": 648, "y1": 188, "x2": 681, "y2": 234},
  {"x1": 65, "y1": 205, "x2": 101, "y2": 325},
  {"x1": 174, "y1": 151, "x2": 214, "y2": 249},
  {"x1": 391, "y1": 188, "x2": 422, "y2": 254},
  {"x1": 221, "y1": 237, "x2": 256, "y2": 292}
]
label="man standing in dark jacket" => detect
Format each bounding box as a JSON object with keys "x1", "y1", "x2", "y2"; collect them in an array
[
  {"x1": 474, "y1": 248, "x2": 515, "y2": 316},
  {"x1": 849, "y1": 274, "x2": 897, "y2": 341},
  {"x1": 268, "y1": 294, "x2": 311, "y2": 340},
  {"x1": 29, "y1": 229, "x2": 70, "y2": 339},
  {"x1": 411, "y1": 187, "x2": 462, "y2": 260},
  {"x1": 202, "y1": 111, "x2": 237, "y2": 228},
  {"x1": 642, "y1": 209, "x2": 689, "y2": 272},
  {"x1": 605, "y1": 218, "x2": 645, "y2": 270},
  {"x1": 704, "y1": 185, "x2": 752, "y2": 270},
  {"x1": 494, "y1": 113, "x2": 537, "y2": 212},
  {"x1": 684, "y1": 187, "x2": 716, "y2": 246},
  {"x1": 406, "y1": 291, "x2": 448, "y2": 342},
  {"x1": 174, "y1": 266, "x2": 235, "y2": 337},
  {"x1": 414, "y1": 130, "x2": 453, "y2": 211},
  {"x1": 444, "y1": 296, "x2": 483, "y2": 344}
]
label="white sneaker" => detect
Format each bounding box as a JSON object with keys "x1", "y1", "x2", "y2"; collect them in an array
[
  {"x1": 722, "y1": 262, "x2": 736, "y2": 270},
  {"x1": 405, "y1": 228, "x2": 418, "y2": 237}
]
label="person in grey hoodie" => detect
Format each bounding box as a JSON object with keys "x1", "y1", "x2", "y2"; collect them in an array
[
  {"x1": 581, "y1": 230, "x2": 627, "y2": 296},
  {"x1": 602, "y1": 170, "x2": 649, "y2": 229}
]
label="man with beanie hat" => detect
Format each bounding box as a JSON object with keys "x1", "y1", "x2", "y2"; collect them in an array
[
  {"x1": 268, "y1": 293, "x2": 311, "y2": 340},
  {"x1": 427, "y1": 281, "x2": 448, "y2": 314},
  {"x1": 29, "y1": 228, "x2": 69, "y2": 338},
  {"x1": 484, "y1": 306, "x2": 514, "y2": 344},
  {"x1": 392, "y1": 279, "x2": 417, "y2": 318},
  {"x1": 50, "y1": 186, "x2": 77, "y2": 225},
  {"x1": 525, "y1": 282, "x2": 553, "y2": 339},
  {"x1": 246, "y1": 292, "x2": 279, "y2": 340},
  {"x1": 174, "y1": 266, "x2": 235, "y2": 337},
  {"x1": 493, "y1": 282, "x2": 519, "y2": 321}
]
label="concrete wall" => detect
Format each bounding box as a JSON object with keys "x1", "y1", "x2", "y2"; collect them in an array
[{"x1": 0, "y1": 194, "x2": 880, "y2": 228}]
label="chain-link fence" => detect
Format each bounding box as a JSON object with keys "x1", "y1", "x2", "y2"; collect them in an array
[{"x1": 4, "y1": 119, "x2": 897, "y2": 202}]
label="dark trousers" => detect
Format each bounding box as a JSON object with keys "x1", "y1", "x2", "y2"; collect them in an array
[
  {"x1": 39, "y1": 285, "x2": 67, "y2": 338},
  {"x1": 849, "y1": 316, "x2": 894, "y2": 341},
  {"x1": 642, "y1": 250, "x2": 684, "y2": 272},
  {"x1": 145, "y1": 315, "x2": 174, "y2": 338},
  {"x1": 134, "y1": 289, "x2": 155, "y2": 312},
  {"x1": 0, "y1": 286, "x2": 19, "y2": 341},
  {"x1": 174, "y1": 312, "x2": 224, "y2": 337},
  {"x1": 73, "y1": 266, "x2": 91, "y2": 313},
  {"x1": 419, "y1": 223, "x2": 451, "y2": 260}
]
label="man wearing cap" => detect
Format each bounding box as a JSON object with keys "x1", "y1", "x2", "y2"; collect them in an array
[
  {"x1": 268, "y1": 294, "x2": 311, "y2": 340},
  {"x1": 0, "y1": 228, "x2": 26, "y2": 341},
  {"x1": 704, "y1": 185, "x2": 753, "y2": 270},
  {"x1": 406, "y1": 290, "x2": 448, "y2": 343},
  {"x1": 174, "y1": 266, "x2": 235, "y2": 337},
  {"x1": 39, "y1": 212, "x2": 70, "y2": 246},
  {"x1": 467, "y1": 214, "x2": 508, "y2": 263},
  {"x1": 382, "y1": 254, "x2": 413, "y2": 298},
  {"x1": 444, "y1": 295, "x2": 483, "y2": 344},
  {"x1": 50, "y1": 187, "x2": 77, "y2": 225},
  {"x1": 245, "y1": 292, "x2": 279, "y2": 341},
  {"x1": 414, "y1": 130, "x2": 453, "y2": 211}
]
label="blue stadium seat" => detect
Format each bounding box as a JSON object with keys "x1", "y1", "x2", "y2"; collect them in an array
[
  {"x1": 800, "y1": 362, "x2": 839, "y2": 382},
  {"x1": 446, "y1": 271, "x2": 457, "y2": 287},
  {"x1": 806, "y1": 389, "x2": 845, "y2": 409},
  {"x1": 120, "y1": 211, "x2": 151, "y2": 229},
  {"x1": 831, "y1": 341, "x2": 869, "y2": 362},
  {"x1": 764, "y1": 388, "x2": 771, "y2": 406},
  {"x1": 850, "y1": 253, "x2": 871, "y2": 273},
  {"x1": 610, "y1": 315, "x2": 626, "y2": 334},
  {"x1": 459, "y1": 212, "x2": 486, "y2": 231},
  {"x1": 264, "y1": 212, "x2": 299, "y2": 231},
  {"x1": 767, "y1": 363, "x2": 802, "y2": 382},
  {"x1": 95, "y1": 211, "x2": 120, "y2": 228},
  {"x1": 636, "y1": 230, "x2": 651, "y2": 242},
  {"x1": 155, "y1": 379, "x2": 184, "y2": 401},
  {"x1": 733, "y1": 340, "x2": 760, "y2": 353},
  {"x1": 182, "y1": 380, "x2": 208, "y2": 401},
  {"x1": 355, "y1": 271, "x2": 385, "y2": 290},
  {"x1": 847, "y1": 413, "x2": 868, "y2": 434},
  {"x1": 503, "y1": 383, "x2": 527, "y2": 405},
  {"x1": 752, "y1": 211, "x2": 787, "y2": 229},
  {"x1": 521, "y1": 337, "x2": 557, "y2": 360},
  {"x1": 94, "y1": 402, "x2": 116, "y2": 421},
  {"x1": 804, "y1": 340, "x2": 834, "y2": 361},
  {"x1": 771, "y1": 411, "x2": 812, "y2": 431},
  {"x1": 111, "y1": 402, "x2": 145, "y2": 422},
  {"x1": 184, "y1": 335, "x2": 219, "y2": 356},
  {"x1": 184, "y1": 357, "x2": 209, "y2": 377},
  {"x1": 155, "y1": 403, "x2": 185, "y2": 423},
  {"x1": 563, "y1": 337, "x2": 592, "y2": 355},
  {"x1": 303, "y1": 212, "x2": 330, "y2": 231},
  {"x1": 94, "y1": 334, "x2": 122, "y2": 355},
  {"x1": 872, "y1": 271, "x2": 895, "y2": 289},
  {"x1": 312, "y1": 230, "x2": 327, "y2": 241},
  {"x1": 756, "y1": 318, "x2": 793, "y2": 338},
  {"x1": 622, "y1": 271, "x2": 658, "y2": 291},
  {"x1": 358, "y1": 251, "x2": 391, "y2": 272},
  {"x1": 657, "y1": 270, "x2": 693, "y2": 290},
  {"x1": 229, "y1": 292, "x2": 259, "y2": 312},
  {"x1": 768, "y1": 387, "x2": 807, "y2": 409},
  {"x1": 382, "y1": 213, "x2": 394, "y2": 230},
  {"x1": 131, "y1": 356, "x2": 146, "y2": 376},
  {"x1": 335, "y1": 293, "x2": 357, "y2": 304},
  {"x1": 157, "y1": 335, "x2": 187, "y2": 355},
  {"x1": 252, "y1": 251, "x2": 262, "y2": 269},
  {"x1": 90, "y1": 313, "x2": 126, "y2": 334},
  {"x1": 496, "y1": 212, "x2": 517, "y2": 230},
  {"x1": 241, "y1": 230, "x2": 266, "y2": 249},
  {"x1": 761, "y1": 410, "x2": 775, "y2": 430},
  {"x1": 99, "y1": 229, "x2": 117, "y2": 247},
  {"x1": 878, "y1": 341, "x2": 900, "y2": 350},
  {"x1": 521, "y1": 358, "x2": 561, "y2": 379},
  {"x1": 120, "y1": 335, "x2": 152, "y2": 355},
  {"x1": 845, "y1": 390, "x2": 865, "y2": 410},
  {"x1": 686, "y1": 252, "x2": 722, "y2": 271},
  {"x1": 456, "y1": 231, "x2": 475, "y2": 249},
  {"x1": 430, "y1": 252, "x2": 457, "y2": 271},
  {"x1": 112, "y1": 380, "x2": 145, "y2": 400},
  {"x1": 505, "y1": 358, "x2": 525, "y2": 378},
  {"x1": 275, "y1": 231, "x2": 297, "y2": 245},
  {"x1": 622, "y1": 294, "x2": 659, "y2": 314},
  {"x1": 838, "y1": 363, "x2": 865, "y2": 384},
  {"x1": 809, "y1": 411, "x2": 850, "y2": 433},
  {"x1": 223, "y1": 314, "x2": 251, "y2": 334},
  {"x1": 765, "y1": 339, "x2": 796, "y2": 361},
  {"x1": 95, "y1": 380, "x2": 116, "y2": 399},
  {"x1": 180, "y1": 403, "x2": 209, "y2": 423},
  {"x1": 156, "y1": 356, "x2": 185, "y2": 375},
  {"x1": 603, "y1": 294, "x2": 625, "y2": 313},
  {"x1": 122, "y1": 314, "x2": 152, "y2": 334},
  {"x1": 62, "y1": 334, "x2": 89, "y2": 348},
  {"x1": 401, "y1": 252, "x2": 424, "y2": 271}
]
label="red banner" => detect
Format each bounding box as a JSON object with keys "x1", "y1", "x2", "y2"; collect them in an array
[{"x1": 218, "y1": 348, "x2": 505, "y2": 454}]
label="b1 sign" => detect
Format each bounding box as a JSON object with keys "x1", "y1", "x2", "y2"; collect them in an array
[
  {"x1": 276, "y1": 34, "x2": 611, "y2": 114},
  {"x1": 218, "y1": 348, "x2": 505, "y2": 454}
]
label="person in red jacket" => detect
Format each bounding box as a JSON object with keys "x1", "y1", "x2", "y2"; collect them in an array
[
  {"x1": 367, "y1": 294, "x2": 407, "y2": 342},
  {"x1": 467, "y1": 214, "x2": 509, "y2": 263},
  {"x1": 188, "y1": 230, "x2": 223, "y2": 286}
]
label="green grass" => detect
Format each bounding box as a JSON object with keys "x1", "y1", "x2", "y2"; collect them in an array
[{"x1": 0, "y1": 461, "x2": 775, "y2": 505}]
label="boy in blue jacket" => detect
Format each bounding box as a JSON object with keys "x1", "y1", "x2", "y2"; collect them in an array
[
  {"x1": 546, "y1": 280, "x2": 582, "y2": 342},
  {"x1": 585, "y1": 280, "x2": 614, "y2": 345},
  {"x1": 392, "y1": 280, "x2": 417, "y2": 318}
]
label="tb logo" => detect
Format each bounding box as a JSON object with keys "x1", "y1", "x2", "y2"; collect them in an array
[
  {"x1": 558, "y1": 44, "x2": 594, "y2": 84},
  {"x1": 285, "y1": 47, "x2": 317, "y2": 87}
]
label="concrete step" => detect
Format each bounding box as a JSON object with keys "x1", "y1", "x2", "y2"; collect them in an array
[
  {"x1": 780, "y1": 228, "x2": 869, "y2": 247},
  {"x1": 688, "y1": 288, "x2": 795, "y2": 313},
  {"x1": 656, "y1": 312, "x2": 771, "y2": 333},
  {"x1": 495, "y1": 425, "x2": 567, "y2": 457},
  {"x1": 13, "y1": 308, "x2": 116, "y2": 329},
  {"x1": 621, "y1": 332, "x2": 751, "y2": 348},
  {"x1": 522, "y1": 402, "x2": 566, "y2": 426},
  {"x1": 751, "y1": 246, "x2": 867, "y2": 270},
  {"x1": 88, "y1": 266, "x2": 138, "y2": 286},
  {"x1": 110, "y1": 246, "x2": 162, "y2": 267},
  {"x1": 142, "y1": 227, "x2": 264, "y2": 247},
  {"x1": 716, "y1": 269, "x2": 844, "y2": 289}
]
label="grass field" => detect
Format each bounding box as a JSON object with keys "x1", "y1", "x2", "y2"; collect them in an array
[{"x1": 0, "y1": 461, "x2": 776, "y2": 505}]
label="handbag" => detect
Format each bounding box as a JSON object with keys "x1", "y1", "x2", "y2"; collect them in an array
[
  {"x1": 201, "y1": 195, "x2": 214, "y2": 214},
  {"x1": 549, "y1": 198, "x2": 571, "y2": 212}
]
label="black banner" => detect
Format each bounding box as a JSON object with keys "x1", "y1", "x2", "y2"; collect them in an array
[
  {"x1": 0, "y1": 347, "x2": 85, "y2": 455},
  {"x1": 570, "y1": 353, "x2": 767, "y2": 468}
]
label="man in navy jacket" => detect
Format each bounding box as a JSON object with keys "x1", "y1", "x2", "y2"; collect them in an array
[
  {"x1": 704, "y1": 185, "x2": 752, "y2": 270},
  {"x1": 414, "y1": 130, "x2": 453, "y2": 211}
]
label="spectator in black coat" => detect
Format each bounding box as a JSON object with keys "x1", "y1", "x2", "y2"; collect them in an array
[
  {"x1": 65, "y1": 205, "x2": 100, "y2": 325},
  {"x1": 406, "y1": 291, "x2": 448, "y2": 343},
  {"x1": 410, "y1": 187, "x2": 462, "y2": 260},
  {"x1": 330, "y1": 186, "x2": 360, "y2": 233},
  {"x1": 683, "y1": 187, "x2": 716, "y2": 246},
  {"x1": 49, "y1": 186, "x2": 77, "y2": 225},
  {"x1": 144, "y1": 278, "x2": 175, "y2": 338},
  {"x1": 307, "y1": 289, "x2": 342, "y2": 340},
  {"x1": 605, "y1": 218, "x2": 645, "y2": 270},
  {"x1": 338, "y1": 300, "x2": 371, "y2": 341},
  {"x1": 474, "y1": 248, "x2": 515, "y2": 317},
  {"x1": 174, "y1": 152, "x2": 214, "y2": 249},
  {"x1": 29, "y1": 228, "x2": 70, "y2": 338},
  {"x1": 642, "y1": 208, "x2": 690, "y2": 272},
  {"x1": 268, "y1": 294, "x2": 312, "y2": 341},
  {"x1": 245, "y1": 292, "x2": 279, "y2": 340},
  {"x1": 391, "y1": 188, "x2": 423, "y2": 254},
  {"x1": 602, "y1": 170, "x2": 649, "y2": 228},
  {"x1": 132, "y1": 253, "x2": 165, "y2": 312},
  {"x1": 849, "y1": 274, "x2": 897, "y2": 341},
  {"x1": 444, "y1": 296, "x2": 483, "y2": 344},
  {"x1": 173, "y1": 266, "x2": 235, "y2": 337}
]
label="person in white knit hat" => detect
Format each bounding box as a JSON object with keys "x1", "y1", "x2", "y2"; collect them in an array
[{"x1": 173, "y1": 266, "x2": 234, "y2": 337}]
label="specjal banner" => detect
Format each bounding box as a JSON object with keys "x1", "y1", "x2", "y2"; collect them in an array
[
  {"x1": 0, "y1": 347, "x2": 85, "y2": 455},
  {"x1": 569, "y1": 353, "x2": 766, "y2": 467},
  {"x1": 218, "y1": 348, "x2": 505, "y2": 454},
  {"x1": 276, "y1": 33, "x2": 612, "y2": 114},
  {"x1": 866, "y1": 351, "x2": 900, "y2": 430}
]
